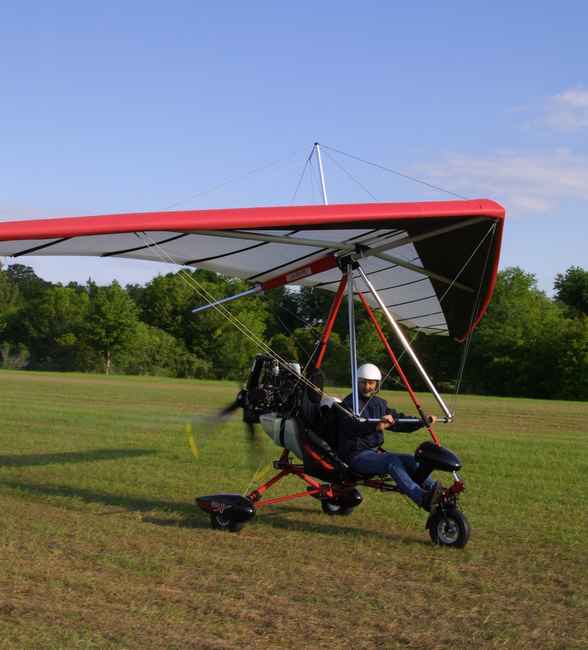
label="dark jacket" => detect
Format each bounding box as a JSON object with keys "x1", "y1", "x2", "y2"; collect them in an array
[{"x1": 336, "y1": 393, "x2": 425, "y2": 461}]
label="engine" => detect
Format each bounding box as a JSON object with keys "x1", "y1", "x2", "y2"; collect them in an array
[
  {"x1": 240, "y1": 355, "x2": 310, "y2": 459},
  {"x1": 241, "y1": 355, "x2": 304, "y2": 423}
]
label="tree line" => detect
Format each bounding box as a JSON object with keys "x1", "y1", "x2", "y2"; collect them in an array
[{"x1": 0, "y1": 262, "x2": 586, "y2": 400}]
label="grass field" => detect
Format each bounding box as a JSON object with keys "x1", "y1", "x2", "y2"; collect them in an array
[{"x1": 0, "y1": 369, "x2": 587, "y2": 649}]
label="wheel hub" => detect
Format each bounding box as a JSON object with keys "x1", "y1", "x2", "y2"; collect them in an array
[{"x1": 436, "y1": 516, "x2": 460, "y2": 544}]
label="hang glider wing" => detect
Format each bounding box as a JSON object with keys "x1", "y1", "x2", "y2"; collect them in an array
[{"x1": 0, "y1": 199, "x2": 505, "y2": 340}]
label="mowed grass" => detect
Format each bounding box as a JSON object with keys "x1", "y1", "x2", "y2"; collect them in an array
[{"x1": 0, "y1": 370, "x2": 586, "y2": 650}]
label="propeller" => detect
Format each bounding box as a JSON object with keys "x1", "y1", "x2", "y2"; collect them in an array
[
  {"x1": 218, "y1": 389, "x2": 247, "y2": 417},
  {"x1": 186, "y1": 385, "x2": 269, "y2": 473},
  {"x1": 187, "y1": 354, "x2": 311, "y2": 479}
]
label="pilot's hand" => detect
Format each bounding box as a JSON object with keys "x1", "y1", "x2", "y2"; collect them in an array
[
  {"x1": 377, "y1": 414, "x2": 396, "y2": 431},
  {"x1": 427, "y1": 415, "x2": 438, "y2": 425}
]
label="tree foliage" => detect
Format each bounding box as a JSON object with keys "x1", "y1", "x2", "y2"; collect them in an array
[
  {"x1": 0, "y1": 262, "x2": 586, "y2": 400},
  {"x1": 463, "y1": 267, "x2": 588, "y2": 398},
  {"x1": 5, "y1": 263, "x2": 49, "y2": 300},
  {"x1": 117, "y1": 322, "x2": 210, "y2": 378},
  {"x1": 554, "y1": 266, "x2": 588, "y2": 315},
  {"x1": 85, "y1": 282, "x2": 139, "y2": 374},
  {"x1": 0, "y1": 266, "x2": 21, "y2": 336},
  {"x1": 136, "y1": 270, "x2": 268, "y2": 379}
]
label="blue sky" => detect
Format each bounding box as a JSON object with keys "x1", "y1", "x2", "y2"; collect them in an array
[{"x1": 1, "y1": 1, "x2": 587, "y2": 293}]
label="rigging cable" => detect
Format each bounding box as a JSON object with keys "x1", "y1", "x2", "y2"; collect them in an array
[
  {"x1": 290, "y1": 145, "x2": 315, "y2": 203},
  {"x1": 321, "y1": 144, "x2": 468, "y2": 200},
  {"x1": 323, "y1": 150, "x2": 379, "y2": 201},
  {"x1": 356, "y1": 220, "x2": 499, "y2": 415},
  {"x1": 163, "y1": 149, "x2": 303, "y2": 210},
  {"x1": 308, "y1": 154, "x2": 318, "y2": 204},
  {"x1": 450, "y1": 222, "x2": 498, "y2": 416}
]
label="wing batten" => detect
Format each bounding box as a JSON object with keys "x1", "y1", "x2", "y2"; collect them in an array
[
  {"x1": 184, "y1": 240, "x2": 269, "y2": 265},
  {"x1": 13, "y1": 237, "x2": 72, "y2": 257},
  {"x1": 101, "y1": 233, "x2": 189, "y2": 258}
]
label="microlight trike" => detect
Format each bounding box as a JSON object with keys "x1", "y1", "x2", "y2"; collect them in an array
[{"x1": 0, "y1": 146, "x2": 505, "y2": 547}]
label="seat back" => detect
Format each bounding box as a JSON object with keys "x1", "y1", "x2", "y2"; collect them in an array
[
  {"x1": 300, "y1": 440, "x2": 341, "y2": 481},
  {"x1": 299, "y1": 403, "x2": 353, "y2": 482}
]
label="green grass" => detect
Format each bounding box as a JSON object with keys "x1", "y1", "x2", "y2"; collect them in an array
[{"x1": 0, "y1": 369, "x2": 587, "y2": 649}]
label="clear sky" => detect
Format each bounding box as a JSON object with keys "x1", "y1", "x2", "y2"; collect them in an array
[{"x1": 1, "y1": 1, "x2": 586, "y2": 294}]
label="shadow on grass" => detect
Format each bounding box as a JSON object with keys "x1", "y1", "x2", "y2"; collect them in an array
[
  {"x1": 254, "y1": 505, "x2": 428, "y2": 545},
  {"x1": 0, "y1": 448, "x2": 157, "y2": 467},
  {"x1": 2, "y1": 478, "x2": 427, "y2": 543},
  {"x1": 1, "y1": 478, "x2": 210, "y2": 529}
]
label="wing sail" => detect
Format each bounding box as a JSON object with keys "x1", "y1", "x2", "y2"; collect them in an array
[{"x1": 0, "y1": 199, "x2": 505, "y2": 340}]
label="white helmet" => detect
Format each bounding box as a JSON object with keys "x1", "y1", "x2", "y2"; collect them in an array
[{"x1": 357, "y1": 363, "x2": 382, "y2": 382}]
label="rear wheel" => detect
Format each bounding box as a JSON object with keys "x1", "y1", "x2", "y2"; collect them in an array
[
  {"x1": 209, "y1": 512, "x2": 244, "y2": 533},
  {"x1": 321, "y1": 500, "x2": 354, "y2": 516},
  {"x1": 428, "y1": 506, "x2": 470, "y2": 548}
]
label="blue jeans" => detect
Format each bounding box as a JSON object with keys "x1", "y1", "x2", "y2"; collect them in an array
[{"x1": 350, "y1": 449, "x2": 435, "y2": 507}]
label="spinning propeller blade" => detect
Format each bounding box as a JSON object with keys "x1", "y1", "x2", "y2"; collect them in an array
[
  {"x1": 186, "y1": 386, "x2": 268, "y2": 472},
  {"x1": 219, "y1": 395, "x2": 243, "y2": 417},
  {"x1": 185, "y1": 422, "x2": 200, "y2": 459},
  {"x1": 245, "y1": 420, "x2": 256, "y2": 439}
]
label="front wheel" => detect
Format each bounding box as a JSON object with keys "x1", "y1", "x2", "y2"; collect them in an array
[{"x1": 427, "y1": 506, "x2": 470, "y2": 548}]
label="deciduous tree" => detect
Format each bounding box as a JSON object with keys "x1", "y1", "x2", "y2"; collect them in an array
[
  {"x1": 554, "y1": 266, "x2": 588, "y2": 315},
  {"x1": 85, "y1": 281, "x2": 139, "y2": 374}
]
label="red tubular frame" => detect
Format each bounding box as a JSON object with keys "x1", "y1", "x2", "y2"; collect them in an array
[
  {"x1": 357, "y1": 291, "x2": 441, "y2": 446},
  {"x1": 314, "y1": 274, "x2": 348, "y2": 369},
  {"x1": 248, "y1": 450, "x2": 335, "y2": 508},
  {"x1": 247, "y1": 457, "x2": 400, "y2": 509}
]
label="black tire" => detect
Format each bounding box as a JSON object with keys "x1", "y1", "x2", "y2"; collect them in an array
[
  {"x1": 321, "y1": 500, "x2": 354, "y2": 516},
  {"x1": 209, "y1": 512, "x2": 244, "y2": 533},
  {"x1": 428, "y1": 506, "x2": 470, "y2": 548}
]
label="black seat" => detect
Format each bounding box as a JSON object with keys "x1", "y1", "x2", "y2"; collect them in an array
[
  {"x1": 300, "y1": 432, "x2": 351, "y2": 482},
  {"x1": 299, "y1": 396, "x2": 353, "y2": 481},
  {"x1": 297, "y1": 377, "x2": 373, "y2": 483}
]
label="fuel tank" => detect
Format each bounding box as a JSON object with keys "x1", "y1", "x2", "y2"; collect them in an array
[{"x1": 259, "y1": 413, "x2": 304, "y2": 459}]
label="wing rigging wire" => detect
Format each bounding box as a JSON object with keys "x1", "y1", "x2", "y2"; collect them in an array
[
  {"x1": 290, "y1": 145, "x2": 315, "y2": 203},
  {"x1": 356, "y1": 221, "x2": 499, "y2": 409},
  {"x1": 303, "y1": 152, "x2": 318, "y2": 204},
  {"x1": 450, "y1": 221, "x2": 498, "y2": 416},
  {"x1": 265, "y1": 293, "x2": 323, "y2": 362},
  {"x1": 162, "y1": 149, "x2": 304, "y2": 210},
  {"x1": 320, "y1": 144, "x2": 468, "y2": 200},
  {"x1": 323, "y1": 149, "x2": 379, "y2": 201}
]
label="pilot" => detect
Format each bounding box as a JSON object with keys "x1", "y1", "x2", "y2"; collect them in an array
[{"x1": 337, "y1": 363, "x2": 443, "y2": 511}]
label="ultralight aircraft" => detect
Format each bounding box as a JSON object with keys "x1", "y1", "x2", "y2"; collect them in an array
[{"x1": 0, "y1": 144, "x2": 505, "y2": 548}]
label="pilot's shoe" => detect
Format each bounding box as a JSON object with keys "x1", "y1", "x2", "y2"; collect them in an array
[{"x1": 423, "y1": 481, "x2": 444, "y2": 513}]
